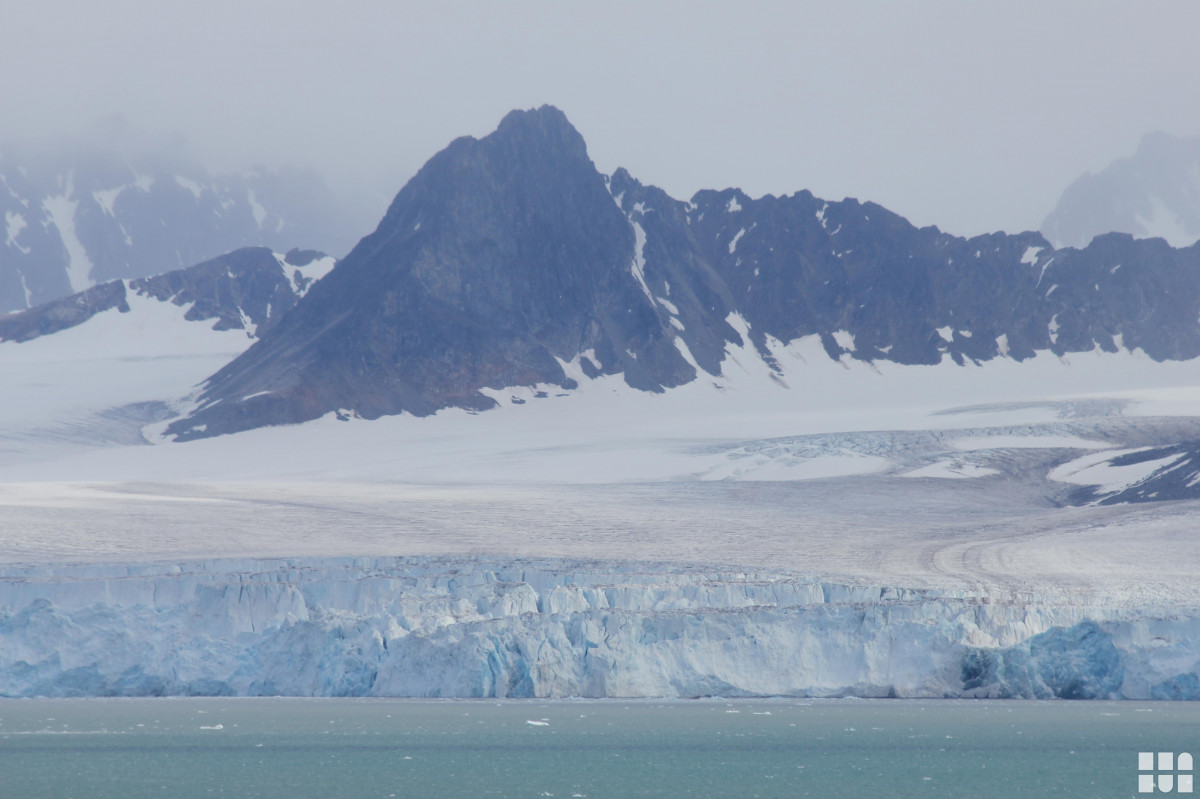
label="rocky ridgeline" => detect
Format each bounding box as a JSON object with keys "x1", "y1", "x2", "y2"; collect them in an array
[
  {"x1": 166, "y1": 107, "x2": 1200, "y2": 441},
  {"x1": 0, "y1": 247, "x2": 333, "y2": 345}
]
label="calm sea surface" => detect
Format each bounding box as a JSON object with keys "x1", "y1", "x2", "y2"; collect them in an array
[{"x1": 0, "y1": 698, "x2": 1195, "y2": 798}]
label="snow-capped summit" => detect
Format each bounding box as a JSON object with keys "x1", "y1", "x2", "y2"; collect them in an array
[{"x1": 1041, "y1": 130, "x2": 1200, "y2": 249}]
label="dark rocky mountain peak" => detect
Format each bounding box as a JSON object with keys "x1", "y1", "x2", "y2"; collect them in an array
[
  {"x1": 168, "y1": 106, "x2": 703, "y2": 440},
  {"x1": 165, "y1": 108, "x2": 1200, "y2": 441}
]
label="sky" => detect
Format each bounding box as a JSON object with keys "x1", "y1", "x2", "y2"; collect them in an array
[{"x1": 3, "y1": 0, "x2": 1199, "y2": 238}]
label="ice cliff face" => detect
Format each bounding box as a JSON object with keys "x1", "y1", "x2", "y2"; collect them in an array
[{"x1": 1, "y1": 557, "x2": 1196, "y2": 699}]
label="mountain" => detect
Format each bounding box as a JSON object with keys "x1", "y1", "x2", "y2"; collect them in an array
[
  {"x1": 0, "y1": 246, "x2": 335, "y2": 453},
  {"x1": 168, "y1": 106, "x2": 699, "y2": 436},
  {"x1": 0, "y1": 133, "x2": 359, "y2": 313},
  {"x1": 1042, "y1": 131, "x2": 1200, "y2": 249},
  {"x1": 0, "y1": 246, "x2": 334, "y2": 346},
  {"x1": 164, "y1": 106, "x2": 1200, "y2": 442}
]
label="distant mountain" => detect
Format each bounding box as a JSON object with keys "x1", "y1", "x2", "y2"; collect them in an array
[
  {"x1": 1042, "y1": 131, "x2": 1200, "y2": 249},
  {"x1": 0, "y1": 246, "x2": 335, "y2": 346},
  {"x1": 0, "y1": 133, "x2": 359, "y2": 313}
]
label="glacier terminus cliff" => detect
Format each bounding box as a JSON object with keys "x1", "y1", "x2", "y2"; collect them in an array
[{"x1": 2, "y1": 556, "x2": 1198, "y2": 700}]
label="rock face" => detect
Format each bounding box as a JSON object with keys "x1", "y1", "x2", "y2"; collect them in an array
[
  {"x1": 170, "y1": 107, "x2": 713, "y2": 437},
  {"x1": 168, "y1": 106, "x2": 1200, "y2": 440},
  {"x1": 1, "y1": 556, "x2": 1197, "y2": 699},
  {"x1": 0, "y1": 247, "x2": 335, "y2": 345},
  {"x1": 1061, "y1": 441, "x2": 1200, "y2": 506},
  {"x1": 0, "y1": 136, "x2": 358, "y2": 313},
  {"x1": 1042, "y1": 131, "x2": 1200, "y2": 249}
]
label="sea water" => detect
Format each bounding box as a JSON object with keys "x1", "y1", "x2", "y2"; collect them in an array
[{"x1": 0, "y1": 698, "x2": 1195, "y2": 798}]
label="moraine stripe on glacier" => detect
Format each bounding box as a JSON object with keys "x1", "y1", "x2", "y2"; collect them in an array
[{"x1": 1, "y1": 556, "x2": 1198, "y2": 700}]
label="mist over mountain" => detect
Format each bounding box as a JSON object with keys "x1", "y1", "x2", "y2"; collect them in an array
[
  {"x1": 1042, "y1": 131, "x2": 1200, "y2": 250},
  {"x1": 163, "y1": 106, "x2": 1200, "y2": 442},
  {"x1": 0, "y1": 123, "x2": 361, "y2": 313}
]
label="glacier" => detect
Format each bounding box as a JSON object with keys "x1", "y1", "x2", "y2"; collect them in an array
[{"x1": 2, "y1": 555, "x2": 1198, "y2": 700}]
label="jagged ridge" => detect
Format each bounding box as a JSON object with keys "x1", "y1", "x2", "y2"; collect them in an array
[
  {"x1": 167, "y1": 106, "x2": 1200, "y2": 440},
  {"x1": 0, "y1": 247, "x2": 333, "y2": 344}
]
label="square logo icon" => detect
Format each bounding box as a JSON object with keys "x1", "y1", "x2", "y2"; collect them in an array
[{"x1": 1140, "y1": 752, "x2": 1194, "y2": 793}]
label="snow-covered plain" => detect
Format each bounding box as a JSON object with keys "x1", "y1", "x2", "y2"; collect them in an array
[{"x1": 5, "y1": 305, "x2": 1200, "y2": 697}]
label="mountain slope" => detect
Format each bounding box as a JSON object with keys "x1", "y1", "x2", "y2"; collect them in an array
[
  {"x1": 0, "y1": 247, "x2": 334, "y2": 453},
  {"x1": 0, "y1": 247, "x2": 334, "y2": 346},
  {"x1": 170, "y1": 107, "x2": 710, "y2": 437},
  {"x1": 168, "y1": 107, "x2": 1200, "y2": 441},
  {"x1": 1042, "y1": 131, "x2": 1200, "y2": 249}
]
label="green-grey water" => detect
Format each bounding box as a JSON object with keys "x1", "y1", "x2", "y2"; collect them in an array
[{"x1": 0, "y1": 698, "x2": 1194, "y2": 798}]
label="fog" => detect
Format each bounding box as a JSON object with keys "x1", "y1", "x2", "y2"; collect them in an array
[{"x1": 4, "y1": 0, "x2": 1199, "y2": 238}]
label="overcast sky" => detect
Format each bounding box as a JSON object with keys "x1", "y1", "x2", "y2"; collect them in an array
[{"x1": 3, "y1": 0, "x2": 1198, "y2": 237}]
